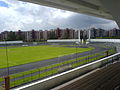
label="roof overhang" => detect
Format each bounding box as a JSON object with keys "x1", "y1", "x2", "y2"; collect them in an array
[{"x1": 19, "y1": 0, "x2": 113, "y2": 20}]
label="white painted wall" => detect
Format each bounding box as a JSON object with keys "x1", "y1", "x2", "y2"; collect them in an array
[
  {"x1": 0, "y1": 41, "x2": 23, "y2": 44},
  {"x1": 47, "y1": 39, "x2": 120, "y2": 43}
]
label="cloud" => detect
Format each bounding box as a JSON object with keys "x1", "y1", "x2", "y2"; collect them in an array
[
  {"x1": 61, "y1": 13, "x2": 118, "y2": 29},
  {"x1": 0, "y1": 0, "x2": 118, "y2": 32},
  {"x1": 0, "y1": 1, "x2": 9, "y2": 8}
]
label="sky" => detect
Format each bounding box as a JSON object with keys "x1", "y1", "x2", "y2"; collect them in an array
[{"x1": 0, "y1": 0, "x2": 119, "y2": 32}]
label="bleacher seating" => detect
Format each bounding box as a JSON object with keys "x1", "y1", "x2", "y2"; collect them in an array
[{"x1": 52, "y1": 62, "x2": 120, "y2": 90}]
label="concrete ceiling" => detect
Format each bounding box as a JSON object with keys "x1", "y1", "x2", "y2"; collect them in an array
[{"x1": 19, "y1": 0, "x2": 113, "y2": 20}]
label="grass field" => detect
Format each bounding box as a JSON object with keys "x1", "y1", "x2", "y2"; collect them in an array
[{"x1": 0, "y1": 45, "x2": 93, "y2": 68}]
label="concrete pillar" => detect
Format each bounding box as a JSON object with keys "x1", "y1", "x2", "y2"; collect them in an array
[{"x1": 100, "y1": 0, "x2": 120, "y2": 28}]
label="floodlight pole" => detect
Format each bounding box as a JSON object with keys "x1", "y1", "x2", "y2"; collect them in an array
[{"x1": 3, "y1": 39, "x2": 10, "y2": 90}]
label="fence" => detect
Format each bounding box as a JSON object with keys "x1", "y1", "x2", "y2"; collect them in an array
[
  {"x1": 0, "y1": 48, "x2": 116, "y2": 89},
  {"x1": 14, "y1": 51, "x2": 120, "y2": 90}
]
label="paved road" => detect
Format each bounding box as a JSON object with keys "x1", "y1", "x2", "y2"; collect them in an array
[{"x1": 0, "y1": 44, "x2": 109, "y2": 77}]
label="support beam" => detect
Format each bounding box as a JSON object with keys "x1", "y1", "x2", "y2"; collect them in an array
[{"x1": 100, "y1": 0, "x2": 120, "y2": 28}]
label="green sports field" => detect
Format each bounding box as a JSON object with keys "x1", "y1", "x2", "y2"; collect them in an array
[{"x1": 0, "y1": 45, "x2": 94, "y2": 68}]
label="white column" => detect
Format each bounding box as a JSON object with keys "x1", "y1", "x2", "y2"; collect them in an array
[
  {"x1": 88, "y1": 29, "x2": 91, "y2": 42},
  {"x1": 78, "y1": 30, "x2": 80, "y2": 43},
  {"x1": 100, "y1": 0, "x2": 120, "y2": 28}
]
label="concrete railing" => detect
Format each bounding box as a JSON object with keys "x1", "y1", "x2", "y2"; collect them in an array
[{"x1": 14, "y1": 52, "x2": 120, "y2": 90}]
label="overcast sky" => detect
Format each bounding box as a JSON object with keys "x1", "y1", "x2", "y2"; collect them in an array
[{"x1": 0, "y1": 0, "x2": 119, "y2": 32}]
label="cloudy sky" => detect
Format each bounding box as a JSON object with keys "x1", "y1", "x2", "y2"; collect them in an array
[{"x1": 0, "y1": 0, "x2": 118, "y2": 32}]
